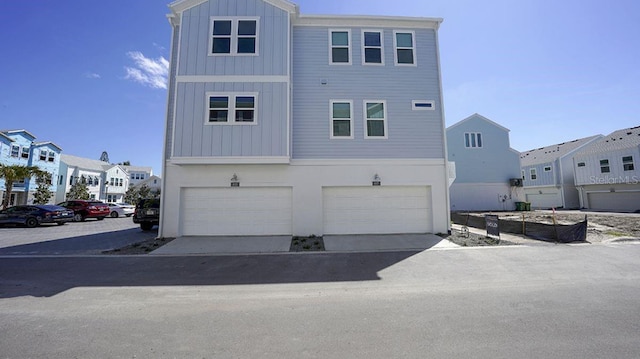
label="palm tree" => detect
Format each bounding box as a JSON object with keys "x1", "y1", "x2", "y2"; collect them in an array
[{"x1": 0, "y1": 164, "x2": 43, "y2": 209}]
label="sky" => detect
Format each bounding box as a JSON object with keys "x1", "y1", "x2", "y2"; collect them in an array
[{"x1": 1, "y1": 0, "x2": 639, "y2": 176}]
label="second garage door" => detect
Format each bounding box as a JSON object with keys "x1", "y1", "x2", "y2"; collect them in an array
[
  {"x1": 323, "y1": 186, "x2": 432, "y2": 235},
  {"x1": 181, "y1": 187, "x2": 292, "y2": 236},
  {"x1": 587, "y1": 191, "x2": 640, "y2": 212}
]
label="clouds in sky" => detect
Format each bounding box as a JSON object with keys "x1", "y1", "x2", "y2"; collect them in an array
[
  {"x1": 84, "y1": 72, "x2": 101, "y2": 79},
  {"x1": 124, "y1": 51, "x2": 169, "y2": 89}
]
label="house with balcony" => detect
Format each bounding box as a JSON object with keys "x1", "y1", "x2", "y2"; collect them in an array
[
  {"x1": 160, "y1": 0, "x2": 449, "y2": 237},
  {"x1": 447, "y1": 114, "x2": 523, "y2": 211},
  {"x1": 0, "y1": 130, "x2": 62, "y2": 205},
  {"x1": 573, "y1": 126, "x2": 640, "y2": 212},
  {"x1": 520, "y1": 135, "x2": 602, "y2": 209},
  {"x1": 56, "y1": 154, "x2": 130, "y2": 203}
]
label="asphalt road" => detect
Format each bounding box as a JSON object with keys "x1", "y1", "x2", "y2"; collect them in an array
[{"x1": 1, "y1": 243, "x2": 639, "y2": 358}]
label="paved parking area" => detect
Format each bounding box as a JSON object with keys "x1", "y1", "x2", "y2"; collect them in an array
[{"x1": 0, "y1": 217, "x2": 157, "y2": 255}]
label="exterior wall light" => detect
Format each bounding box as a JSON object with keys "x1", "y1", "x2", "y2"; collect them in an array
[
  {"x1": 231, "y1": 174, "x2": 240, "y2": 187},
  {"x1": 372, "y1": 174, "x2": 381, "y2": 186}
]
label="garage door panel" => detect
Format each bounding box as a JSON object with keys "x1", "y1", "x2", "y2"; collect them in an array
[
  {"x1": 588, "y1": 192, "x2": 640, "y2": 212},
  {"x1": 323, "y1": 186, "x2": 432, "y2": 235},
  {"x1": 181, "y1": 187, "x2": 292, "y2": 236}
]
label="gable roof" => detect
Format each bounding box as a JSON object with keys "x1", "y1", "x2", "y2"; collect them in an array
[
  {"x1": 32, "y1": 141, "x2": 63, "y2": 152},
  {"x1": 574, "y1": 126, "x2": 640, "y2": 156},
  {"x1": 123, "y1": 165, "x2": 153, "y2": 173},
  {"x1": 61, "y1": 154, "x2": 116, "y2": 172},
  {"x1": 446, "y1": 113, "x2": 510, "y2": 133},
  {"x1": 520, "y1": 135, "x2": 603, "y2": 166},
  {"x1": 1, "y1": 129, "x2": 37, "y2": 141},
  {"x1": 168, "y1": 0, "x2": 298, "y2": 16},
  {"x1": 0, "y1": 132, "x2": 13, "y2": 143}
]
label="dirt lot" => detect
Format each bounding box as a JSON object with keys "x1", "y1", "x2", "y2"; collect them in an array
[{"x1": 455, "y1": 210, "x2": 640, "y2": 244}]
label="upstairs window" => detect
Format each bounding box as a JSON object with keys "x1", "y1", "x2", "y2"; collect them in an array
[
  {"x1": 330, "y1": 29, "x2": 351, "y2": 64},
  {"x1": 362, "y1": 30, "x2": 383, "y2": 65},
  {"x1": 206, "y1": 93, "x2": 257, "y2": 125},
  {"x1": 210, "y1": 18, "x2": 258, "y2": 55},
  {"x1": 623, "y1": 156, "x2": 634, "y2": 171},
  {"x1": 464, "y1": 133, "x2": 483, "y2": 148},
  {"x1": 364, "y1": 101, "x2": 388, "y2": 139},
  {"x1": 11, "y1": 145, "x2": 19, "y2": 157},
  {"x1": 577, "y1": 162, "x2": 586, "y2": 167},
  {"x1": 330, "y1": 100, "x2": 353, "y2": 139},
  {"x1": 39, "y1": 150, "x2": 47, "y2": 161},
  {"x1": 394, "y1": 31, "x2": 416, "y2": 65},
  {"x1": 47, "y1": 151, "x2": 55, "y2": 162},
  {"x1": 600, "y1": 159, "x2": 610, "y2": 173},
  {"x1": 521, "y1": 170, "x2": 525, "y2": 181},
  {"x1": 530, "y1": 168, "x2": 537, "y2": 180},
  {"x1": 544, "y1": 166, "x2": 552, "y2": 172},
  {"x1": 21, "y1": 147, "x2": 29, "y2": 159}
]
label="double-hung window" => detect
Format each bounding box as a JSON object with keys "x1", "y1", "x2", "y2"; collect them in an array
[
  {"x1": 330, "y1": 100, "x2": 353, "y2": 139},
  {"x1": 47, "y1": 151, "x2": 55, "y2": 162},
  {"x1": 530, "y1": 168, "x2": 537, "y2": 180},
  {"x1": 206, "y1": 93, "x2": 258, "y2": 125},
  {"x1": 364, "y1": 101, "x2": 388, "y2": 139},
  {"x1": 210, "y1": 18, "x2": 259, "y2": 55},
  {"x1": 464, "y1": 133, "x2": 483, "y2": 148},
  {"x1": 394, "y1": 31, "x2": 416, "y2": 65},
  {"x1": 362, "y1": 30, "x2": 383, "y2": 65},
  {"x1": 10, "y1": 145, "x2": 19, "y2": 157},
  {"x1": 21, "y1": 147, "x2": 29, "y2": 159},
  {"x1": 330, "y1": 29, "x2": 351, "y2": 64},
  {"x1": 39, "y1": 150, "x2": 47, "y2": 161},
  {"x1": 623, "y1": 156, "x2": 634, "y2": 171},
  {"x1": 600, "y1": 159, "x2": 610, "y2": 173}
]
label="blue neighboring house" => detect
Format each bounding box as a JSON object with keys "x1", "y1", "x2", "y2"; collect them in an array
[
  {"x1": 447, "y1": 114, "x2": 523, "y2": 211},
  {"x1": 160, "y1": 0, "x2": 450, "y2": 237},
  {"x1": 520, "y1": 135, "x2": 602, "y2": 209},
  {"x1": 0, "y1": 130, "x2": 63, "y2": 205}
]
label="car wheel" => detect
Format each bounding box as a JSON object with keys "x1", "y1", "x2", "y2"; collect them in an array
[
  {"x1": 140, "y1": 222, "x2": 153, "y2": 231},
  {"x1": 25, "y1": 217, "x2": 38, "y2": 228},
  {"x1": 97, "y1": 217, "x2": 105, "y2": 221},
  {"x1": 110, "y1": 211, "x2": 119, "y2": 218},
  {"x1": 126, "y1": 214, "x2": 133, "y2": 217},
  {"x1": 73, "y1": 213, "x2": 84, "y2": 222}
]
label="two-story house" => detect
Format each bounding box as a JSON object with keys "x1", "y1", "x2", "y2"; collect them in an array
[
  {"x1": 160, "y1": 0, "x2": 449, "y2": 237},
  {"x1": 520, "y1": 135, "x2": 602, "y2": 209},
  {"x1": 124, "y1": 165, "x2": 154, "y2": 189},
  {"x1": 1, "y1": 130, "x2": 62, "y2": 205},
  {"x1": 447, "y1": 114, "x2": 522, "y2": 211},
  {"x1": 573, "y1": 126, "x2": 640, "y2": 212},
  {"x1": 56, "y1": 154, "x2": 130, "y2": 203}
]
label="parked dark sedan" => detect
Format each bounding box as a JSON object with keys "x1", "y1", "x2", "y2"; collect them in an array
[{"x1": 0, "y1": 205, "x2": 75, "y2": 228}]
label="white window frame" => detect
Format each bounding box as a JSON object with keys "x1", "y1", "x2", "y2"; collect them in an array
[
  {"x1": 39, "y1": 150, "x2": 47, "y2": 161},
  {"x1": 21, "y1": 146, "x2": 29, "y2": 159},
  {"x1": 209, "y1": 17, "x2": 260, "y2": 56},
  {"x1": 577, "y1": 162, "x2": 586, "y2": 168},
  {"x1": 205, "y1": 92, "x2": 259, "y2": 126},
  {"x1": 521, "y1": 170, "x2": 526, "y2": 181},
  {"x1": 393, "y1": 30, "x2": 417, "y2": 66},
  {"x1": 330, "y1": 100, "x2": 354, "y2": 139},
  {"x1": 622, "y1": 156, "x2": 635, "y2": 171},
  {"x1": 600, "y1": 159, "x2": 610, "y2": 173},
  {"x1": 10, "y1": 145, "x2": 19, "y2": 157},
  {"x1": 363, "y1": 100, "x2": 388, "y2": 139},
  {"x1": 412, "y1": 100, "x2": 435, "y2": 111},
  {"x1": 361, "y1": 30, "x2": 384, "y2": 66},
  {"x1": 464, "y1": 133, "x2": 483, "y2": 148},
  {"x1": 530, "y1": 168, "x2": 537, "y2": 181},
  {"x1": 544, "y1": 166, "x2": 552, "y2": 172},
  {"x1": 47, "y1": 151, "x2": 55, "y2": 162},
  {"x1": 329, "y1": 29, "x2": 352, "y2": 65}
]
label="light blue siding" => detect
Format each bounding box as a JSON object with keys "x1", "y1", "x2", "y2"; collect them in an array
[
  {"x1": 447, "y1": 116, "x2": 520, "y2": 184},
  {"x1": 179, "y1": 0, "x2": 289, "y2": 76},
  {"x1": 165, "y1": 25, "x2": 180, "y2": 160},
  {"x1": 522, "y1": 161, "x2": 557, "y2": 187},
  {"x1": 173, "y1": 82, "x2": 288, "y2": 157},
  {"x1": 27, "y1": 143, "x2": 62, "y2": 196},
  {"x1": 292, "y1": 26, "x2": 444, "y2": 159}
]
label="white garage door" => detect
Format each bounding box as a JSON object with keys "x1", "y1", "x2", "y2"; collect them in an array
[
  {"x1": 587, "y1": 192, "x2": 640, "y2": 212},
  {"x1": 526, "y1": 192, "x2": 562, "y2": 209},
  {"x1": 181, "y1": 187, "x2": 292, "y2": 236},
  {"x1": 323, "y1": 186, "x2": 432, "y2": 235}
]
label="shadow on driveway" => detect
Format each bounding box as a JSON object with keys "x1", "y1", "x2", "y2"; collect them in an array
[{"x1": 0, "y1": 251, "x2": 421, "y2": 298}]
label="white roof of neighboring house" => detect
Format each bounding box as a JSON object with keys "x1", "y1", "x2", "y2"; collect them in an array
[
  {"x1": 520, "y1": 135, "x2": 603, "y2": 166},
  {"x1": 123, "y1": 165, "x2": 153, "y2": 174},
  {"x1": 61, "y1": 154, "x2": 116, "y2": 172},
  {"x1": 574, "y1": 126, "x2": 640, "y2": 156},
  {"x1": 133, "y1": 175, "x2": 162, "y2": 189}
]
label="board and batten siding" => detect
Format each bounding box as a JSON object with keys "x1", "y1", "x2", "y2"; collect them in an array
[
  {"x1": 574, "y1": 148, "x2": 640, "y2": 186},
  {"x1": 522, "y1": 162, "x2": 558, "y2": 187},
  {"x1": 165, "y1": 24, "x2": 181, "y2": 161},
  {"x1": 446, "y1": 118, "x2": 520, "y2": 184},
  {"x1": 292, "y1": 26, "x2": 444, "y2": 159},
  {"x1": 172, "y1": 82, "x2": 288, "y2": 157},
  {"x1": 178, "y1": 0, "x2": 289, "y2": 77}
]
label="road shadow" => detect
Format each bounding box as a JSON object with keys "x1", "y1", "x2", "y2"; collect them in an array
[
  {"x1": 0, "y1": 228, "x2": 157, "y2": 255},
  {"x1": 0, "y1": 251, "x2": 421, "y2": 298}
]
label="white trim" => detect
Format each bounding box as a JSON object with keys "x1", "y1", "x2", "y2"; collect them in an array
[
  {"x1": 530, "y1": 168, "x2": 538, "y2": 181},
  {"x1": 329, "y1": 29, "x2": 352, "y2": 65},
  {"x1": 295, "y1": 15, "x2": 442, "y2": 29},
  {"x1": 393, "y1": 30, "x2": 417, "y2": 66},
  {"x1": 363, "y1": 100, "x2": 388, "y2": 139},
  {"x1": 447, "y1": 113, "x2": 510, "y2": 133},
  {"x1": 330, "y1": 100, "x2": 354, "y2": 139},
  {"x1": 291, "y1": 159, "x2": 445, "y2": 166},
  {"x1": 170, "y1": 157, "x2": 291, "y2": 165},
  {"x1": 209, "y1": 17, "x2": 260, "y2": 57},
  {"x1": 361, "y1": 29, "x2": 385, "y2": 66},
  {"x1": 205, "y1": 92, "x2": 259, "y2": 126},
  {"x1": 176, "y1": 75, "x2": 289, "y2": 83},
  {"x1": 412, "y1": 100, "x2": 435, "y2": 111},
  {"x1": 464, "y1": 132, "x2": 483, "y2": 148}
]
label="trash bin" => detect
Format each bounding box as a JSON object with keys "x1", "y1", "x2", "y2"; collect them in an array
[
  {"x1": 515, "y1": 202, "x2": 525, "y2": 211},
  {"x1": 524, "y1": 202, "x2": 531, "y2": 211}
]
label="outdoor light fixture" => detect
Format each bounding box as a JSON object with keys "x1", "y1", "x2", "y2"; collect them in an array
[
  {"x1": 231, "y1": 173, "x2": 240, "y2": 187},
  {"x1": 372, "y1": 173, "x2": 381, "y2": 186}
]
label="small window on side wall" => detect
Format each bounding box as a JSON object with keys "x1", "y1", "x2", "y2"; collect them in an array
[
  {"x1": 394, "y1": 31, "x2": 416, "y2": 65},
  {"x1": 623, "y1": 156, "x2": 634, "y2": 171},
  {"x1": 530, "y1": 168, "x2": 537, "y2": 180},
  {"x1": 330, "y1": 100, "x2": 353, "y2": 139},
  {"x1": 330, "y1": 29, "x2": 351, "y2": 64},
  {"x1": 600, "y1": 159, "x2": 610, "y2": 173},
  {"x1": 206, "y1": 93, "x2": 257, "y2": 125},
  {"x1": 464, "y1": 133, "x2": 482, "y2": 148},
  {"x1": 412, "y1": 100, "x2": 434, "y2": 110},
  {"x1": 362, "y1": 30, "x2": 383, "y2": 65},
  {"x1": 210, "y1": 18, "x2": 258, "y2": 55},
  {"x1": 577, "y1": 162, "x2": 586, "y2": 167}
]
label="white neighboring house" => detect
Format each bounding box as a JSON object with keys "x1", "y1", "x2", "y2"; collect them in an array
[
  {"x1": 56, "y1": 154, "x2": 130, "y2": 203},
  {"x1": 573, "y1": 126, "x2": 640, "y2": 212},
  {"x1": 132, "y1": 175, "x2": 162, "y2": 195},
  {"x1": 520, "y1": 135, "x2": 603, "y2": 209},
  {"x1": 123, "y1": 165, "x2": 154, "y2": 188}
]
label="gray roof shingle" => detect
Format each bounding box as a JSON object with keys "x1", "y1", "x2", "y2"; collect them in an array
[
  {"x1": 520, "y1": 135, "x2": 602, "y2": 166},
  {"x1": 574, "y1": 126, "x2": 640, "y2": 156}
]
